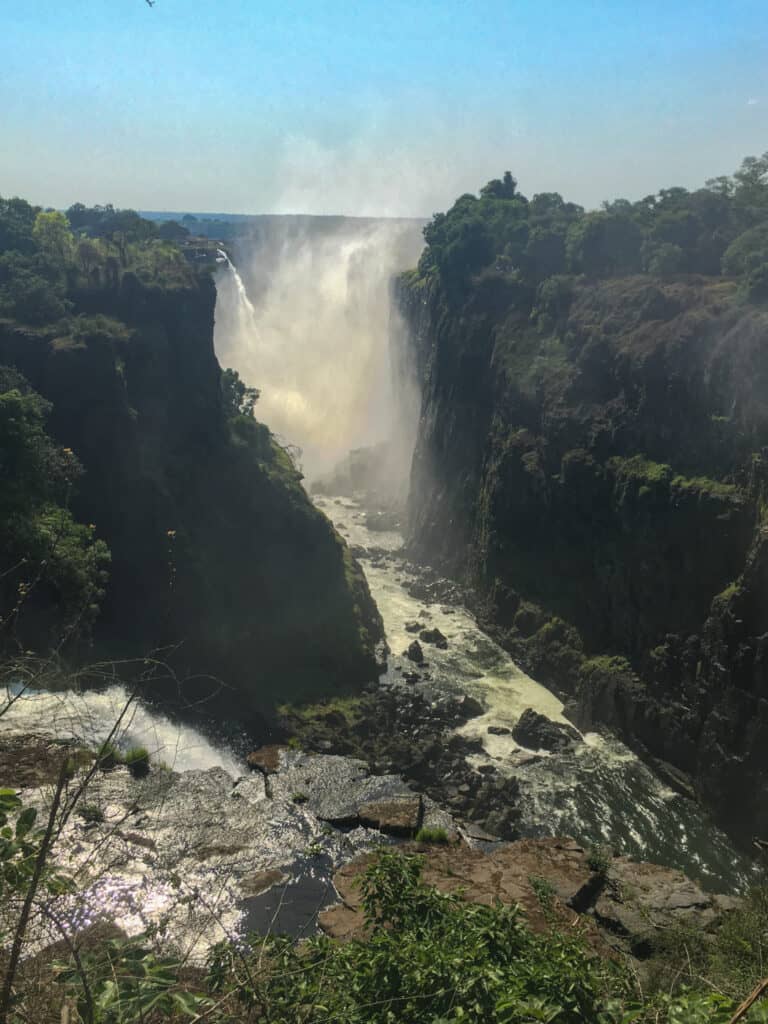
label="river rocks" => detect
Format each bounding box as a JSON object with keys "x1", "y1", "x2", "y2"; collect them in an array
[
  {"x1": 487, "y1": 725, "x2": 511, "y2": 736},
  {"x1": 405, "y1": 620, "x2": 424, "y2": 633},
  {"x1": 512, "y1": 709, "x2": 582, "y2": 752},
  {"x1": 246, "y1": 745, "x2": 285, "y2": 774},
  {"x1": 14, "y1": 740, "x2": 459, "y2": 955},
  {"x1": 405, "y1": 640, "x2": 424, "y2": 663},
  {"x1": 419, "y1": 627, "x2": 448, "y2": 649},
  {"x1": 456, "y1": 694, "x2": 484, "y2": 718},
  {"x1": 358, "y1": 795, "x2": 422, "y2": 836}
]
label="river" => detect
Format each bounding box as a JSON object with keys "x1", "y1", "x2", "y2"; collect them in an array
[{"x1": 315, "y1": 493, "x2": 754, "y2": 893}]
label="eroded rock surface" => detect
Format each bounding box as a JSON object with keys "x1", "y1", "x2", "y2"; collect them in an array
[{"x1": 319, "y1": 836, "x2": 733, "y2": 959}]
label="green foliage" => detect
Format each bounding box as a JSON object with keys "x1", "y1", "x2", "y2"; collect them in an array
[
  {"x1": 123, "y1": 746, "x2": 150, "y2": 779},
  {"x1": 58, "y1": 937, "x2": 208, "y2": 1023},
  {"x1": 32, "y1": 210, "x2": 74, "y2": 264},
  {"x1": 221, "y1": 366, "x2": 260, "y2": 420},
  {"x1": 0, "y1": 250, "x2": 70, "y2": 323},
  {"x1": 0, "y1": 372, "x2": 110, "y2": 638},
  {"x1": 645, "y1": 241, "x2": 685, "y2": 276},
  {"x1": 529, "y1": 875, "x2": 557, "y2": 908},
  {"x1": 0, "y1": 196, "x2": 39, "y2": 256},
  {"x1": 414, "y1": 825, "x2": 449, "y2": 844},
  {"x1": 76, "y1": 803, "x2": 105, "y2": 824},
  {"x1": 586, "y1": 845, "x2": 612, "y2": 877},
  {"x1": 722, "y1": 223, "x2": 768, "y2": 277},
  {"x1": 412, "y1": 152, "x2": 768, "y2": 304},
  {"x1": 0, "y1": 788, "x2": 73, "y2": 940},
  {"x1": 566, "y1": 211, "x2": 643, "y2": 276},
  {"x1": 205, "y1": 849, "x2": 627, "y2": 1023}
]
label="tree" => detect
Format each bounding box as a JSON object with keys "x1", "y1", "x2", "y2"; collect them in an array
[
  {"x1": 0, "y1": 369, "x2": 110, "y2": 645},
  {"x1": 0, "y1": 197, "x2": 39, "y2": 256},
  {"x1": 32, "y1": 211, "x2": 74, "y2": 265},
  {"x1": 566, "y1": 211, "x2": 643, "y2": 276},
  {"x1": 645, "y1": 242, "x2": 685, "y2": 276},
  {"x1": 721, "y1": 224, "x2": 768, "y2": 277},
  {"x1": 221, "y1": 367, "x2": 259, "y2": 419},
  {"x1": 76, "y1": 238, "x2": 101, "y2": 276},
  {"x1": 481, "y1": 170, "x2": 518, "y2": 200}
]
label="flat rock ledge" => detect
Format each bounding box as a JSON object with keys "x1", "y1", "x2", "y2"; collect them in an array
[{"x1": 319, "y1": 836, "x2": 735, "y2": 960}]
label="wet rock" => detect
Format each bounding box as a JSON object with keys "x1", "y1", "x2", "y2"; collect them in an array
[
  {"x1": 456, "y1": 694, "x2": 485, "y2": 719},
  {"x1": 461, "y1": 822, "x2": 502, "y2": 843},
  {"x1": 487, "y1": 725, "x2": 512, "y2": 736},
  {"x1": 419, "y1": 627, "x2": 448, "y2": 649},
  {"x1": 247, "y1": 745, "x2": 285, "y2": 774},
  {"x1": 405, "y1": 640, "x2": 424, "y2": 663},
  {"x1": 507, "y1": 750, "x2": 543, "y2": 768},
  {"x1": 405, "y1": 621, "x2": 424, "y2": 633},
  {"x1": 240, "y1": 868, "x2": 287, "y2": 897},
  {"x1": 358, "y1": 795, "x2": 422, "y2": 836},
  {"x1": 512, "y1": 709, "x2": 581, "y2": 752}
]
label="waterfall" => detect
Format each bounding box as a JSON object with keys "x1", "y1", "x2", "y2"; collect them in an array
[
  {"x1": 213, "y1": 221, "x2": 424, "y2": 483},
  {"x1": 217, "y1": 249, "x2": 259, "y2": 335}
]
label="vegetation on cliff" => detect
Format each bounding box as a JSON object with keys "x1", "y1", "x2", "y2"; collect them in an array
[
  {"x1": 416, "y1": 153, "x2": 768, "y2": 298},
  {"x1": 0, "y1": 197, "x2": 382, "y2": 713},
  {"x1": 401, "y1": 155, "x2": 768, "y2": 846}
]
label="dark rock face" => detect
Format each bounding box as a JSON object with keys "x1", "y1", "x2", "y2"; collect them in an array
[
  {"x1": 398, "y1": 270, "x2": 768, "y2": 845},
  {"x1": 512, "y1": 709, "x2": 581, "y2": 752},
  {"x1": 0, "y1": 275, "x2": 383, "y2": 717}
]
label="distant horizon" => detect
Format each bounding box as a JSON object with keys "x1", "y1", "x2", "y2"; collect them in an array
[{"x1": 138, "y1": 210, "x2": 428, "y2": 223}]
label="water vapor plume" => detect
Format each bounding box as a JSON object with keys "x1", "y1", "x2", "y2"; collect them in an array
[{"x1": 214, "y1": 217, "x2": 424, "y2": 493}]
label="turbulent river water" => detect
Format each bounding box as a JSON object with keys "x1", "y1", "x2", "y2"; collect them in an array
[
  {"x1": 0, "y1": 492, "x2": 753, "y2": 955},
  {"x1": 315, "y1": 495, "x2": 754, "y2": 893}
]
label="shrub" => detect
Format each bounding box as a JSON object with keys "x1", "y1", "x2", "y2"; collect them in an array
[
  {"x1": 123, "y1": 745, "x2": 150, "y2": 779},
  {"x1": 76, "y1": 803, "x2": 104, "y2": 824},
  {"x1": 414, "y1": 825, "x2": 449, "y2": 844},
  {"x1": 586, "y1": 844, "x2": 612, "y2": 877},
  {"x1": 95, "y1": 741, "x2": 122, "y2": 770}
]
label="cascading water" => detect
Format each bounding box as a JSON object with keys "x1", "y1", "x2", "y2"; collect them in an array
[
  {"x1": 213, "y1": 219, "x2": 424, "y2": 485},
  {"x1": 217, "y1": 248, "x2": 259, "y2": 331}
]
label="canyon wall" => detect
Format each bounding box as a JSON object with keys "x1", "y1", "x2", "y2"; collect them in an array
[
  {"x1": 400, "y1": 268, "x2": 768, "y2": 844},
  {"x1": 0, "y1": 268, "x2": 382, "y2": 722}
]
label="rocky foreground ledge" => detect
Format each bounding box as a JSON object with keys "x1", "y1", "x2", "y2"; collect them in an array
[
  {"x1": 1, "y1": 726, "x2": 744, "y2": 969},
  {"x1": 321, "y1": 836, "x2": 739, "y2": 963}
]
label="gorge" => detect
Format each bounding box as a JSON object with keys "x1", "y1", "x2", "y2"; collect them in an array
[{"x1": 3, "y1": 171, "x2": 768, "y2": 1021}]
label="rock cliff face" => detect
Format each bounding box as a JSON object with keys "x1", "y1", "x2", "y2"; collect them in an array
[
  {"x1": 399, "y1": 270, "x2": 768, "y2": 845},
  {"x1": 0, "y1": 271, "x2": 382, "y2": 720}
]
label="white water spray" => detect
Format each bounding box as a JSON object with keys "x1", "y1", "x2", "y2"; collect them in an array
[{"x1": 214, "y1": 219, "x2": 423, "y2": 484}]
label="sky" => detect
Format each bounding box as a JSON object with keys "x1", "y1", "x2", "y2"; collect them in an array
[{"x1": 2, "y1": 0, "x2": 768, "y2": 217}]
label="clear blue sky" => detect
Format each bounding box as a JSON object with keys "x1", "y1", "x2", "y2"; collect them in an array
[{"x1": 3, "y1": 0, "x2": 767, "y2": 216}]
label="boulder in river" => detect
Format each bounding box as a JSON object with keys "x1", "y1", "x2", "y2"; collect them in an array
[
  {"x1": 405, "y1": 640, "x2": 424, "y2": 663},
  {"x1": 512, "y1": 709, "x2": 581, "y2": 752},
  {"x1": 419, "y1": 627, "x2": 448, "y2": 649},
  {"x1": 405, "y1": 620, "x2": 424, "y2": 633}
]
